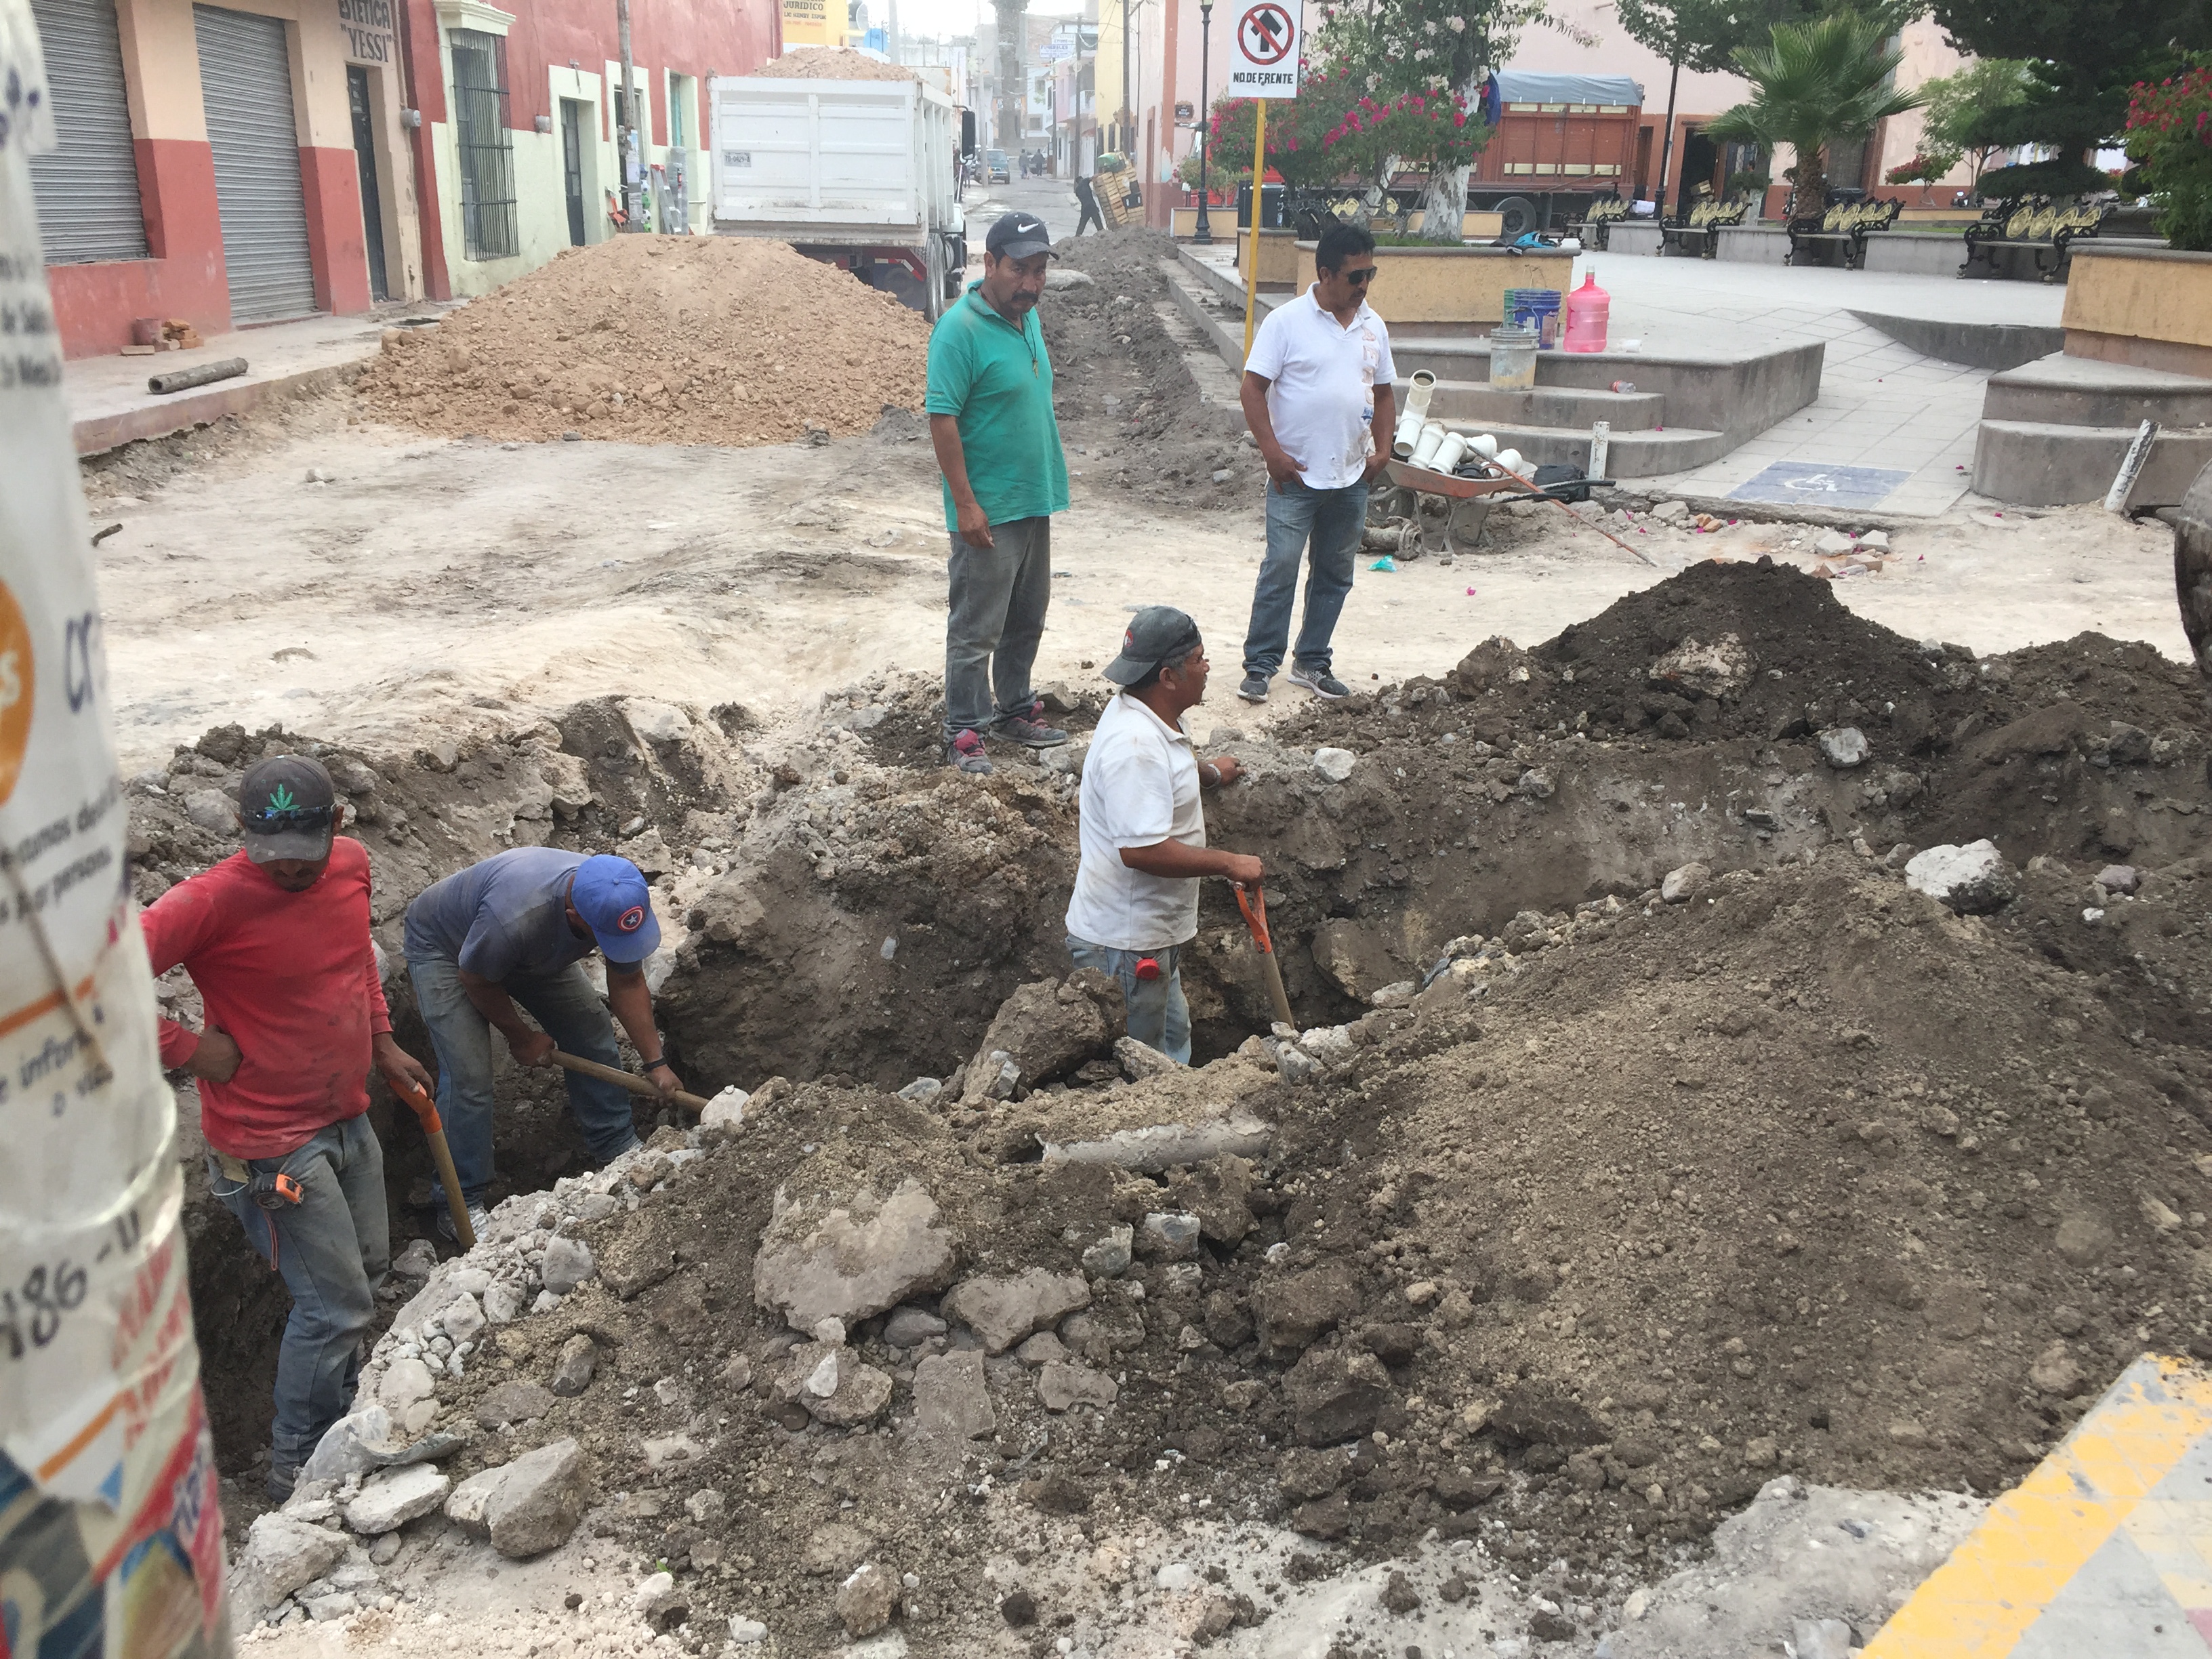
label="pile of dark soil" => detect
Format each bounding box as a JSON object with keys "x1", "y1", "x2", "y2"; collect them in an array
[{"x1": 1046, "y1": 228, "x2": 1264, "y2": 507}]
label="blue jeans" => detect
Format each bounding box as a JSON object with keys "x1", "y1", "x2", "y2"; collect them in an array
[
  {"x1": 208, "y1": 1114, "x2": 388, "y2": 1469},
  {"x1": 1243, "y1": 477, "x2": 1369, "y2": 678},
  {"x1": 1067, "y1": 935, "x2": 1191, "y2": 1065},
  {"x1": 945, "y1": 515, "x2": 1052, "y2": 741},
  {"x1": 407, "y1": 954, "x2": 640, "y2": 1209}
]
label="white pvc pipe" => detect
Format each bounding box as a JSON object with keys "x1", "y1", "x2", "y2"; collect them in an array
[
  {"x1": 1493, "y1": 447, "x2": 1524, "y2": 478},
  {"x1": 1411, "y1": 424, "x2": 1450, "y2": 468},
  {"x1": 1393, "y1": 411, "x2": 1425, "y2": 458},
  {"x1": 1433, "y1": 433, "x2": 1469, "y2": 472},
  {"x1": 1471, "y1": 433, "x2": 1498, "y2": 459},
  {"x1": 1403, "y1": 369, "x2": 1437, "y2": 422}
]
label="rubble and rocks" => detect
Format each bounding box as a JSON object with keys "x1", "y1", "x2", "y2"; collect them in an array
[{"x1": 1905, "y1": 840, "x2": 2020, "y2": 914}]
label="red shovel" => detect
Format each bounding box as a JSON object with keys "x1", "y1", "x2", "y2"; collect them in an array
[
  {"x1": 1234, "y1": 881, "x2": 1298, "y2": 1035},
  {"x1": 390, "y1": 1076, "x2": 475, "y2": 1250}
]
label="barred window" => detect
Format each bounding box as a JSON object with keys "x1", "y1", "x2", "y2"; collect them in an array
[{"x1": 450, "y1": 28, "x2": 517, "y2": 260}]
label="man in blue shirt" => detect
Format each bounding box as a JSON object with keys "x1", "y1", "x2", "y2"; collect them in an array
[
  {"x1": 403, "y1": 849, "x2": 682, "y2": 1238},
  {"x1": 926, "y1": 211, "x2": 1073, "y2": 776}
]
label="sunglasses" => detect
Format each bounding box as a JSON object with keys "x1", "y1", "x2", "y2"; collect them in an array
[
  {"x1": 244, "y1": 804, "x2": 335, "y2": 834},
  {"x1": 1343, "y1": 267, "x2": 1378, "y2": 285}
]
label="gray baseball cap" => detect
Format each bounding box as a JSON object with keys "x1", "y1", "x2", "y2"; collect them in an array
[
  {"x1": 237, "y1": 755, "x2": 338, "y2": 864},
  {"x1": 1103, "y1": 606, "x2": 1204, "y2": 685}
]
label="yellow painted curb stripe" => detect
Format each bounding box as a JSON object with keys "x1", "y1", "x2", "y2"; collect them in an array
[{"x1": 1866, "y1": 1357, "x2": 2212, "y2": 1659}]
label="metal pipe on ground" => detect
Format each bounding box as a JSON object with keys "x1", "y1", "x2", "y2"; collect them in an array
[{"x1": 148, "y1": 358, "x2": 247, "y2": 394}]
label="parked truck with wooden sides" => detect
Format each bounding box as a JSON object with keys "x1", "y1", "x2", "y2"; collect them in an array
[{"x1": 1465, "y1": 70, "x2": 1643, "y2": 237}]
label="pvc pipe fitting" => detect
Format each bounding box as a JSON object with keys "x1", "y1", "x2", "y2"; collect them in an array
[{"x1": 1404, "y1": 369, "x2": 1437, "y2": 423}]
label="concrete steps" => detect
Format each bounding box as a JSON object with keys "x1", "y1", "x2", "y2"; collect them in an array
[
  {"x1": 1971, "y1": 351, "x2": 2212, "y2": 506},
  {"x1": 1973, "y1": 419, "x2": 2212, "y2": 508},
  {"x1": 1425, "y1": 379, "x2": 1666, "y2": 429}
]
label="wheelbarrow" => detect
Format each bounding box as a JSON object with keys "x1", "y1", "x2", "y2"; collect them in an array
[
  {"x1": 1372, "y1": 461, "x2": 1527, "y2": 556},
  {"x1": 1374, "y1": 460, "x2": 1621, "y2": 556}
]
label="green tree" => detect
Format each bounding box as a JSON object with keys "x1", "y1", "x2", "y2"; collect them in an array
[
  {"x1": 1928, "y1": 0, "x2": 2211, "y2": 195},
  {"x1": 1313, "y1": 0, "x2": 1547, "y2": 241},
  {"x1": 1706, "y1": 10, "x2": 1929, "y2": 212},
  {"x1": 1613, "y1": 0, "x2": 1919, "y2": 205},
  {"x1": 1911, "y1": 57, "x2": 2032, "y2": 186}
]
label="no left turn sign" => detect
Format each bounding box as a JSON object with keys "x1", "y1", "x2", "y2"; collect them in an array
[{"x1": 1226, "y1": 0, "x2": 1302, "y2": 96}]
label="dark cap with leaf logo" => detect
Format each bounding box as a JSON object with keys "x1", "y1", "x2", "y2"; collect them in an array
[{"x1": 237, "y1": 755, "x2": 337, "y2": 865}]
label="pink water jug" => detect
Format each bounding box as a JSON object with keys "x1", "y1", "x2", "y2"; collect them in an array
[{"x1": 1563, "y1": 272, "x2": 1609, "y2": 353}]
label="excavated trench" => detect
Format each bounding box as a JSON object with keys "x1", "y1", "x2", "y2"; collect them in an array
[{"x1": 143, "y1": 561, "x2": 2212, "y2": 1513}]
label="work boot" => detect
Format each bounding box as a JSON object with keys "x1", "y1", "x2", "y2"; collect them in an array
[
  {"x1": 266, "y1": 1460, "x2": 300, "y2": 1502},
  {"x1": 994, "y1": 700, "x2": 1069, "y2": 748},
  {"x1": 943, "y1": 729, "x2": 994, "y2": 776},
  {"x1": 1237, "y1": 672, "x2": 1269, "y2": 703},
  {"x1": 436, "y1": 1202, "x2": 491, "y2": 1245},
  {"x1": 1288, "y1": 665, "x2": 1350, "y2": 700}
]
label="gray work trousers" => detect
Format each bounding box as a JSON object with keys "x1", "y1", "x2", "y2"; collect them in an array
[{"x1": 944, "y1": 514, "x2": 1051, "y2": 741}]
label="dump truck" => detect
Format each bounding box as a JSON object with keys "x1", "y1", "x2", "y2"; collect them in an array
[
  {"x1": 1467, "y1": 70, "x2": 1644, "y2": 237},
  {"x1": 705, "y1": 71, "x2": 966, "y2": 319}
]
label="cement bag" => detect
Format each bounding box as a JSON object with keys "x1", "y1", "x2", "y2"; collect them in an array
[{"x1": 0, "y1": 0, "x2": 232, "y2": 1650}]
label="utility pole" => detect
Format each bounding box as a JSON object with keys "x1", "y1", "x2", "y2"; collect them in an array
[
  {"x1": 1652, "y1": 56, "x2": 1679, "y2": 219},
  {"x1": 618, "y1": 0, "x2": 640, "y2": 230}
]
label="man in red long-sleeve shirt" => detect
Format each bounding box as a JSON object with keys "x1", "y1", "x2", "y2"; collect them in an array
[{"x1": 141, "y1": 754, "x2": 434, "y2": 1498}]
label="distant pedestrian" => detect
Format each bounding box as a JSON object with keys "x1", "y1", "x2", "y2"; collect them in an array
[
  {"x1": 1073, "y1": 174, "x2": 1105, "y2": 236},
  {"x1": 925, "y1": 209, "x2": 1073, "y2": 775},
  {"x1": 1065, "y1": 607, "x2": 1258, "y2": 1063},
  {"x1": 1235, "y1": 220, "x2": 1395, "y2": 703},
  {"x1": 140, "y1": 756, "x2": 437, "y2": 1498}
]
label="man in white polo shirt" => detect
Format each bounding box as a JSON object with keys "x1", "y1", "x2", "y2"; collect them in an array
[
  {"x1": 1236, "y1": 220, "x2": 1397, "y2": 704},
  {"x1": 1066, "y1": 607, "x2": 1263, "y2": 1063}
]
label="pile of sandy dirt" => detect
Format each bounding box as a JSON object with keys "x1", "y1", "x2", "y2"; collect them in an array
[
  {"x1": 747, "y1": 45, "x2": 916, "y2": 79},
  {"x1": 358, "y1": 237, "x2": 929, "y2": 447}
]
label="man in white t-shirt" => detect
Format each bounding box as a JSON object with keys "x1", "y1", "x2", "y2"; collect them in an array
[
  {"x1": 1236, "y1": 221, "x2": 1397, "y2": 705},
  {"x1": 1065, "y1": 607, "x2": 1263, "y2": 1063}
]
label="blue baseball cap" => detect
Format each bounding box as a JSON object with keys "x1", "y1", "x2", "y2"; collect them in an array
[{"x1": 569, "y1": 854, "x2": 661, "y2": 963}]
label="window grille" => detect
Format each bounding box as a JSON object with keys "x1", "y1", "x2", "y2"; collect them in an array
[{"x1": 450, "y1": 28, "x2": 517, "y2": 260}]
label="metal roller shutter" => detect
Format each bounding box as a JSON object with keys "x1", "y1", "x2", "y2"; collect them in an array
[
  {"x1": 26, "y1": 0, "x2": 150, "y2": 264},
  {"x1": 193, "y1": 4, "x2": 317, "y2": 323}
]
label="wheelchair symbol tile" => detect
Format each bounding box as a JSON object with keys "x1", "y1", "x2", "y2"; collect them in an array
[{"x1": 1727, "y1": 461, "x2": 1910, "y2": 510}]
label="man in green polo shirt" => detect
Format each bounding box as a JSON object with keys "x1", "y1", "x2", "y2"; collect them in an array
[{"x1": 926, "y1": 211, "x2": 1073, "y2": 777}]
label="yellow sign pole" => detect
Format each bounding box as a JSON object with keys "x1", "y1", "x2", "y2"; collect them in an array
[{"x1": 1242, "y1": 99, "x2": 1267, "y2": 361}]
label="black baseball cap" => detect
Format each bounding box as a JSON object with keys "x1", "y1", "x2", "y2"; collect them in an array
[
  {"x1": 987, "y1": 211, "x2": 1056, "y2": 260},
  {"x1": 1103, "y1": 606, "x2": 1204, "y2": 685},
  {"x1": 237, "y1": 756, "x2": 337, "y2": 864}
]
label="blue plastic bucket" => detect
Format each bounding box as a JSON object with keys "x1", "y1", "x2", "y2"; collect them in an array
[{"x1": 1504, "y1": 287, "x2": 1563, "y2": 349}]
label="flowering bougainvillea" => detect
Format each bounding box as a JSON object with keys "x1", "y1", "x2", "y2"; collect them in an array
[{"x1": 2125, "y1": 62, "x2": 2212, "y2": 251}]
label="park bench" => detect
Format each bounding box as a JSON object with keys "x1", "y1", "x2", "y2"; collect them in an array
[
  {"x1": 1784, "y1": 196, "x2": 1903, "y2": 269},
  {"x1": 1570, "y1": 194, "x2": 1631, "y2": 250},
  {"x1": 1959, "y1": 194, "x2": 2114, "y2": 282},
  {"x1": 1664, "y1": 195, "x2": 1751, "y2": 259}
]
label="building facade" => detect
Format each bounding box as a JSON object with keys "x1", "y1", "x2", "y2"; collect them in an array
[{"x1": 29, "y1": 0, "x2": 776, "y2": 358}]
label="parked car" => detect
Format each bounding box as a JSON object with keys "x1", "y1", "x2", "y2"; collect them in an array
[{"x1": 986, "y1": 149, "x2": 1010, "y2": 184}]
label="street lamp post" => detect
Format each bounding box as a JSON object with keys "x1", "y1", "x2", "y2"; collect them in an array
[{"x1": 1193, "y1": 0, "x2": 1214, "y2": 243}]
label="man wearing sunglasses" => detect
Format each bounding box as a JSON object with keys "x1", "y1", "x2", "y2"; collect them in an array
[
  {"x1": 1236, "y1": 220, "x2": 1397, "y2": 705},
  {"x1": 140, "y1": 755, "x2": 436, "y2": 1498}
]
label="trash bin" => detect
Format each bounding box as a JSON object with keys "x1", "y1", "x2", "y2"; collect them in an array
[{"x1": 1235, "y1": 182, "x2": 1288, "y2": 229}]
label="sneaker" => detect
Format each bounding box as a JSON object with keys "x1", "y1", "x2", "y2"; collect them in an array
[
  {"x1": 994, "y1": 701, "x2": 1069, "y2": 748},
  {"x1": 266, "y1": 1460, "x2": 301, "y2": 1502},
  {"x1": 436, "y1": 1203, "x2": 491, "y2": 1244},
  {"x1": 1237, "y1": 673, "x2": 1270, "y2": 703},
  {"x1": 943, "y1": 729, "x2": 994, "y2": 775},
  {"x1": 1288, "y1": 665, "x2": 1350, "y2": 699}
]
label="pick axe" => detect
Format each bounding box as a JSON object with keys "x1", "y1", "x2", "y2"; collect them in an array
[{"x1": 390, "y1": 1076, "x2": 475, "y2": 1250}]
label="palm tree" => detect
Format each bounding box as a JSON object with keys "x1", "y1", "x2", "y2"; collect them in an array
[{"x1": 1706, "y1": 11, "x2": 1927, "y2": 215}]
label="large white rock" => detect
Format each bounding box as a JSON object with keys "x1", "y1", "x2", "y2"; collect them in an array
[
  {"x1": 941, "y1": 1269, "x2": 1091, "y2": 1354},
  {"x1": 1905, "y1": 840, "x2": 2017, "y2": 915},
  {"x1": 752, "y1": 1179, "x2": 959, "y2": 1332},
  {"x1": 229, "y1": 1512, "x2": 350, "y2": 1624},
  {"x1": 486, "y1": 1438, "x2": 591, "y2": 1557},
  {"x1": 300, "y1": 1405, "x2": 394, "y2": 1483},
  {"x1": 377, "y1": 1357, "x2": 436, "y2": 1413},
  {"x1": 700, "y1": 1086, "x2": 750, "y2": 1130},
  {"x1": 1312, "y1": 747, "x2": 1357, "y2": 784},
  {"x1": 540, "y1": 1236, "x2": 596, "y2": 1295},
  {"x1": 343, "y1": 1462, "x2": 450, "y2": 1535}
]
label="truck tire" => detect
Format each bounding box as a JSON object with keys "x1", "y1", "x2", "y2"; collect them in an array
[
  {"x1": 924, "y1": 237, "x2": 947, "y2": 322},
  {"x1": 1494, "y1": 196, "x2": 1538, "y2": 238}
]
